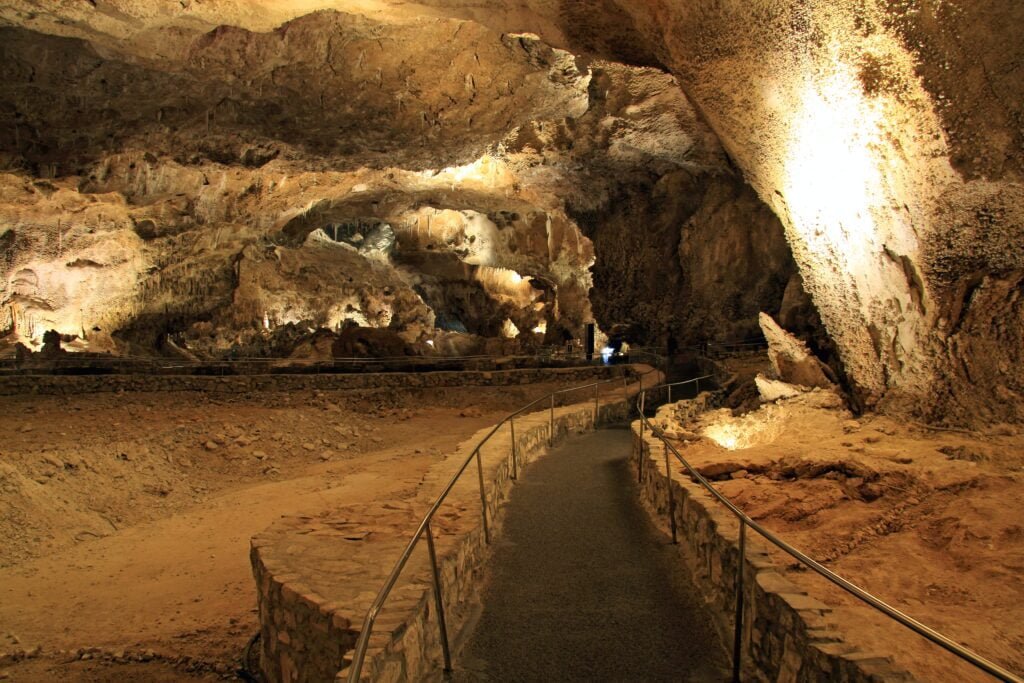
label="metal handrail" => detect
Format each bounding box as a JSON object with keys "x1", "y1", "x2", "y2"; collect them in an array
[
  {"x1": 345, "y1": 363, "x2": 664, "y2": 681},
  {"x1": 635, "y1": 380, "x2": 1023, "y2": 683}
]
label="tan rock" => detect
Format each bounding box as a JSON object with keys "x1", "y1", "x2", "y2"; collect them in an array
[
  {"x1": 755, "y1": 374, "x2": 804, "y2": 402},
  {"x1": 759, "y1": 313, "x2": 835, "y2": 389}
]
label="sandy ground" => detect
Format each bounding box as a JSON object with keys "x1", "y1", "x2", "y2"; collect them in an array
[
  {"x1": 0, "y1": 381, "x2": 583, "y2": 682},
  {"x1": 656, "y1": 364, "x2": 1024, "y2": 682}
]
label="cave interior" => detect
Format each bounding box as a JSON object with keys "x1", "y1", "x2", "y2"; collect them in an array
[{"x1": 0, "y1": 1, "x2": 1023, "y2": 682}]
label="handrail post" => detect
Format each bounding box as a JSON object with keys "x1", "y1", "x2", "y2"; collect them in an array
[
  {"x1": 593, "y1": 382, "x2": 599, "y2": 425},
  {"x1": 664, "y1": 443, "x2": 677, "y2": 544},
  {"x1": 639, "y1": 390, "x2": 646, "y2": 438},
  {"x1": 622, "y1": 375, "x2": 628, "y2": 403},
  {"x1": 549, "y1": 394, "x2": 555, "y2": 445},
  {"x1": 475, "y1": 449, "x2": 490, "y2": 544},
  {"x1": 510, "y1": 419, "x2": 517, "y2": 480},
  {"x1": 637, "y1": 426, "x2": 645, "y2": 484},
  {"x1": 668, "y1": 383, "x2": 672, "y2": 404},
  {"x1": 695, "y1": 377, "x2": 700, "y2": 395},
  {"x1": 425, "y1": 521, "x2": 452, "y2": 673},
  {"x1": 732, "y1": 518, "x2": 747, "y2": 683}
]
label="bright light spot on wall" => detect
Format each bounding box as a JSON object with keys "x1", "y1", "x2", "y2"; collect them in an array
[
  {"x1": 700, "y1": 409, "x2": 784, "y2": 451},
  {"x1": 325, "y1": 302, "x2": 370, "y2": 331},
  {"x1": 346, "y1": 310, "x2": 369, "y2": 327},
  {"x1": 502, "y1": 319, "x2": 520, "y2": 338},
  {"x1": 475, "y1": 267, "x2": 538, "y2": 306},
  {"x1": 703, "y1": 424, "x2": 741, "y2": 451},
  {"x1": 782, "y1": 62, "x2": 887, "y2": 276},
  {"x1": 425, "y1": 155, "x2": 510, "y2": 190},
  {"x1": 772, "y1": 46, "x2": 933, "y2": 391},
  {"x1": 532, "y1": 320, "x2": 547, "y2": 335},
  {"x1": 374, "y1": 304, "x2": 394, "y2": 328}
]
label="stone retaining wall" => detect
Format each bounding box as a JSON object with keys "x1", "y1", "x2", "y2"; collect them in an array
[
  {"x1": 0, "y1": 365, "x2": 624, "y2": 396},
  {"x1": 631, "y1": 424, "x2": 914, "y2": 682},
  {"x1": 251, "y1": 387, "x2": 635, "y2": 683}
]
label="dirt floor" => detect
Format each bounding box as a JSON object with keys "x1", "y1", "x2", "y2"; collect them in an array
[
  {"x1": 0, "y1": 380, "x2": 588, "y2": 682},
  {"x1": 656, "y1": 356, "x2": 1024, "y2": 682}
]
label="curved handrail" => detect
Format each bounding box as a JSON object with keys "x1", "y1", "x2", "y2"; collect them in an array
[
  {"x1": 635, "y1": 380, "x2": 1023, "y2": 683},
  {"x1": 345, "y1": 362, "x2": 664, "y2": 681}
]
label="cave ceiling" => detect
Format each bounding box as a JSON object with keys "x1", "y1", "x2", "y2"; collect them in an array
[{"x1": 0, "y1": 6, "x2": 730, "y2": 361}]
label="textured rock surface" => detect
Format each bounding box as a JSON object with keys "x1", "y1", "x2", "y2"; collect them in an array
[
  {"x1": 0, "y1": 10, "x2": 789, "y2": 362},
  {"x1": 0, "y1": 15, "x2": 605, "y2": 356},
  {"x1": 579, "y1": 171, "x2": 795, "y2": 345},
  {"x1": 755, "y1": 374, "x2": 804, "y2": 403},
  {"x1": 760, "y1": 313, "x2": 836, "y2": 390},
  {"x1": 2, "y1": 1, "x2": 1024, "y2": 423},
  {"x1": 578, "y1": 0, "x2": 1023, "y2": 423}
]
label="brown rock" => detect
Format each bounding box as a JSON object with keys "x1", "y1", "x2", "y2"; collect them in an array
[
  {"x1": 759, "y1": 313, "x2": 836, "y2": 389},
  {"x1": 755, "y1": 374, "x2": 804, "y2": 402},
  {"x1": 696, "y1": 461, "x2": 747, "y2": 480}
]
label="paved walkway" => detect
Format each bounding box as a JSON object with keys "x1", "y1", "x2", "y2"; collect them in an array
[{"x1": 455, "y1": 427, "x2": 729, "y2": 682}]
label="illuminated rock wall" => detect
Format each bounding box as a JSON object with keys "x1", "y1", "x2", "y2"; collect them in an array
[
  {"x1": 0, "y1": 12, "x2": 780, "y2": 363},
  {"x1": 0, "y1": 17, "x2": 606, "y2": 356},
  {"x1": 4, "y1": 1, "x2": 1020, "y2": 422},
  {"x1": 395, "y1": 0, "x2": 1020, "y2": 421},
  {"x1": 609, "y1": 0, "x2": 1024, "y2": 422}
]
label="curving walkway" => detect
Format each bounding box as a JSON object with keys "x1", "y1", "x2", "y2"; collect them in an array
[{"x1": 454, "y1": 427, "x2": 730, "y2": 682}]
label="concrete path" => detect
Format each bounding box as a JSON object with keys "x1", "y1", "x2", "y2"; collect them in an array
[{"x1": 454, "y1": 427, "x2": 730, "y2": 682}]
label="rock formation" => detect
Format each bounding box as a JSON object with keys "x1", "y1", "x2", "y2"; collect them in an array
[
  {"x1": 759, "y1": 313, "x2": 837, "y2": 391},
  {"x1": 1, "y1": 1, "x2": 1022, "y2": 425},
  {"x1": 0, "y1": 12, "x2": 793, "y2": 364}
]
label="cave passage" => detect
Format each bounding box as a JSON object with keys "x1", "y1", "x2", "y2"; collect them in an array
[{"x1": 454, "y1": 427, "x2": 729, "y2": 681}]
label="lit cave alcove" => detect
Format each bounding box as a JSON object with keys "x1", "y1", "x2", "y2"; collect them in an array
[{"x1": 0, "y1": 3, "x2": 1022, "y2": 683}]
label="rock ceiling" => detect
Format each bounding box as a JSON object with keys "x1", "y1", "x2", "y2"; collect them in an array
[{"x1": 1, "y1": 0, "x2": 1023, "y2": 425}]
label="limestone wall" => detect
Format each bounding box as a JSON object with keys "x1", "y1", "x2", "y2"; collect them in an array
[
  {"x1": 0, "y1": 365, "x2": 624, "y2": 396},
  {"x1": 631, "y1": 425, "x2": 914, "y2": 682},
  {"x1": 251, "y1": 387, "x2": 633, "y2": 683}
]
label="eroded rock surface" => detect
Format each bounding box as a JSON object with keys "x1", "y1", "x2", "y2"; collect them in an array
[
  {"x1": 760, "y1": 312, "x2": 837, "y2": 390},
  {"x1": 0, "y1": 11, "x2": 794, "y2": 363},
  {"x1": 2, "y1": 1, "x2": 1023, "y2": 424}
]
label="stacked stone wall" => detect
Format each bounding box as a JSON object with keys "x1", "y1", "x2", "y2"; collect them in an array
[{"x1": 631, "y1": 425, "x2": 913, "y2": 682}]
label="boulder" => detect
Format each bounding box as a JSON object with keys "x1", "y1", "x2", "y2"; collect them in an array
[
  {"x1": 758, "y1": 313, "x2": 836, "y2": 389},
  {"x1": 755, "y1": 374, "x2": 804, "y2": 402},
  {"x1": 696, "y1": 460, "x2": 748, "y2": 480}
]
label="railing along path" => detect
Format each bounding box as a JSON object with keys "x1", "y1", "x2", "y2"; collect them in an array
[
  {"x1": 636, "y1": 379, "x2": 1023, "y2": 683},
  {"x1": 345, "y1": 362, "x2": 664, "y2": 681},
  {"x1": 345, "y1": 363, "x2": 1019, "y2": 683}
]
